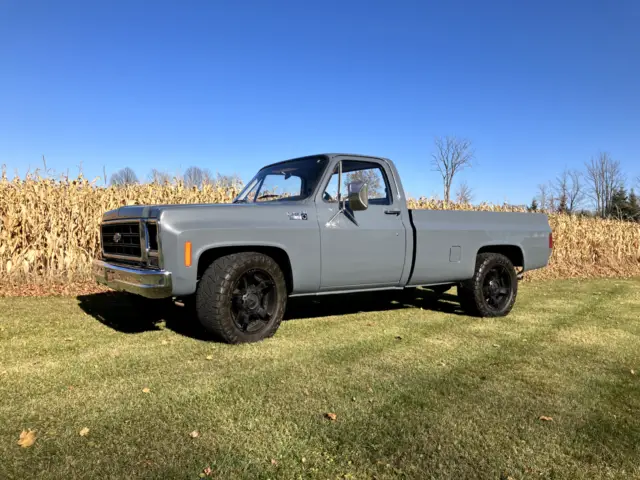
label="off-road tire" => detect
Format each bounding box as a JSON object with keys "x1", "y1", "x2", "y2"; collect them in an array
[
  {"x1": 195, "y1": 252, "x2": 287, "y2": 344},
  {"x1": 458, "y1": 253, "x2": 518, "y2": 317}
]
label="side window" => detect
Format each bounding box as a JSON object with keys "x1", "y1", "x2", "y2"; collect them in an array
[{"x1": 322, "y1": 161, "x2": 391, "y2": 205}]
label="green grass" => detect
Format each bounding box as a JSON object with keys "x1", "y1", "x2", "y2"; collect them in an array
[{"x1": 1, "y1": 279, "x2": 639, "y2": 480}]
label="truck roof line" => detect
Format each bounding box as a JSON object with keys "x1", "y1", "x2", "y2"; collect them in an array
[{"x1": 261, "y1": 153, "x2": 390, "y2": 169}]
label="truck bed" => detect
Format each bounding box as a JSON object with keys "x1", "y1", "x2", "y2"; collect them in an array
[{"x1": 407, "y1": 209, "x2": 552, "y2": 286}]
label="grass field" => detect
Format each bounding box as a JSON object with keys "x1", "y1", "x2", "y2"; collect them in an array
[{"x1": 1, "y1": 279, "x2": 639, "y2": 479}]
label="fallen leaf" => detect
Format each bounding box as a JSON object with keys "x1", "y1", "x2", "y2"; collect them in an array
[
  {"x1": 17, "y1": 429, "x2": 36, "y2": 447},
  {"x1": 351, "y1": 397, "x2": 356, "y2": 402},
  {"x1": 0, "y1": 370, "x2": 7, "y2": 375},
  {"x1": 64, "y1": 337, "x2": 73, "y2": 342},
  {"x1": 142, "y1": 387, "x2": 151, "y2": 394},
  {"x1": 539, "y1": 416, "x2": 553, "y2": 422},
  {"x1": 631, "y1": 369, "x2": 636, "y2": 375},
  {"x1": 366, "y1": 322, "x2": 376, "y2": 327},
  {"x1": 190, "y1": 430, "x2": 200, "y2": 438},
  {"x1": 303, "y1": 389, "x2": 310, "y2": 396},
  {"x1": 203, "y1": 466, "x2": 213, "y2": 476},
  {"x1": 79, "y1": 427, "x2": 90, "y2": 437},
  {"x1": 325, "y1": 412, "x2": 337, "y2": 421},
  {"x1": 68, "y1": 385, "x2": 74, "y2": 390},
  {"x1": 395, "y1": 335, "x2": 403, "y2": 340},
  {"x1": 205, "y1": 355, "x2": 213, "y2": 360},
  {"x1": 271, "y1": 459, "x2": 278, "y2": 466},
  {"x1": 492, "y1": 344, "x2": 500, "y2": 348}
]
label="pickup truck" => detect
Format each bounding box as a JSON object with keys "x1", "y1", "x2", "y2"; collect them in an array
[{"x1": 94, "y1": 153, "x2": 552, "y2": 343}]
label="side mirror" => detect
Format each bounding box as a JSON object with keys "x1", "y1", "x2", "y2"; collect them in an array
[{"x1": 347, "y1": 181, "x2": 368, "y2": 211}]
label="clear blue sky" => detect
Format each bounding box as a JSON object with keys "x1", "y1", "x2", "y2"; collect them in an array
[{"x1": 1, "y1": 0, "x2": 639, "y2": 205}]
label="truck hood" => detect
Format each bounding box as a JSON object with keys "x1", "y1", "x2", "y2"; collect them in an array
[{"x1": 101, "y1": 202, "x2": 303, "y2": 221}]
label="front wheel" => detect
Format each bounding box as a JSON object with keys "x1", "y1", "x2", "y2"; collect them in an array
[
  {"x1": 458, "y1": 253, "x2": 518, "y2": 317},
  {"x1": 196, "y1": 252, "x2": 287, "y2": 343}
]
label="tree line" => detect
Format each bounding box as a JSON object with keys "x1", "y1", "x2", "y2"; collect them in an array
[
  {"x1": 429, "y1": 136, "x2": 639, "y2": 221},
  {"x1": 108, "y1": 144, "x2": 639, "y2": 221},
  {"x1": 529, "y1": 152, "x2": 640, "y2": 222},
  {"x1": 108, "y1": 166, "x2": 243, "y2": 189}
]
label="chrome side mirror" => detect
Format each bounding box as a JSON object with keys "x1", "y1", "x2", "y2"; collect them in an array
[{"x1": 347, "y1": 181, "x2": 368, "y2": 211}]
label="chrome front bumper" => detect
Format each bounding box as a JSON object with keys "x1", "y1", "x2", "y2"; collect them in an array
[{"x1": 93, "y1": 259, "x2": 173, "y2": 299}]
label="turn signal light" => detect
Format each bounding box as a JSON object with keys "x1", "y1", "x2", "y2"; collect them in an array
[{"x1": 185, "y1": 241, "x2": 192, "y2": 267}]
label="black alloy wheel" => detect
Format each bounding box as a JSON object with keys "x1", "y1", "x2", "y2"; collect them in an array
[
  {"x1": 231, "y1": 268, "x2": 277, "y2": 334},
  {"x1": 196, "y1": 252, "x2": 288, "y2": 344},
  {"x1": 482, "y1": 264, "x2": 513, "y2": 312},
  {"x1": 458, "y1": 252, "x2": 518, "y2": 317}
]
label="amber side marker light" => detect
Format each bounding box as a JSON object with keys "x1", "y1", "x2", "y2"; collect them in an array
[{"x1": 185, "y1": 241, "x2": 192, "y2": 267}]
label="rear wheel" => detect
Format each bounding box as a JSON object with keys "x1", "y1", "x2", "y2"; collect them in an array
[
  {"x1": 458, "y1": 253, "x2": 517, "y2": 317},
  {"x1": 196, "y1": 252, "x2": 287, "y2": 344}
]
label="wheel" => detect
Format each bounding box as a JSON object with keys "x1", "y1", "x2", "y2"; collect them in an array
[
  {"x1": 458, "y1": 253, "x2": 517, "y2": 317},
  {"x1": 195, "y1": 252, "x2": 288, "y2": 344}
]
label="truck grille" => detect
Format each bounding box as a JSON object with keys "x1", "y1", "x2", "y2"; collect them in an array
[{"x1": 101, "y1": 222, "x2": 142, "y2": 259}]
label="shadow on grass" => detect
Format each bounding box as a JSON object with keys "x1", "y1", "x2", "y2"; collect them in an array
[
  {"x1": 76, "y1": 293, "x2": 211, "y2": 340},
  {"x1": 77, "y1": 287, "x2": 466, "y2": 340},
  {"x1": 284, "y1": 288, "x2": 466, "y2": 320}
]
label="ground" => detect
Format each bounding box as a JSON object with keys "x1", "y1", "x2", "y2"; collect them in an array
[{"x1": 0, "y1": 279, "x2": 638, "y2": 479}]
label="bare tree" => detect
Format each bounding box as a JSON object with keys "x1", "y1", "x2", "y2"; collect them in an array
[
  {"x1": 553, "y1": 169, "x2": 584, "y2": 213},
  {"x1": 431, "y1": 136, "x2": 474, "y2": 204},
  {"x1": 346, "y1": 169, "x2": 383, "y2": 198},
  {"x1": 585, "y1": 152, "x2": 624, "y2": 217},
  {"x1": 537, "y1": 183, "x2": 549, "y2": 211},
  {"x1": 215, "y1": 173, "x2": 243, "y2": 188},
  {"x1": 148, "y1": 169, "x2": 171, "y2": 185},
  {"x1": 567, "y1": 170, "x2": 585, "y2": 213},
  {"x1": 553, "y1": 171, "x2": 569, "y2": 213},
  {"x1": 183, "y1": 166, "x2": 213, "y2": 188},
  {"x1": 109, "y1": 167, "x2": 139, "y2": 186},
  {"x1": 455, "y1": 180, "x2": 473, "y2": 204},
  {"x1": 548, "y1": 191, "x2": 557, "y2": 213}
]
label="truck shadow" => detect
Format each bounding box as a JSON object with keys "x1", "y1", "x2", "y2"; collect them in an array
[
  {"x1": 284, "y1": 288, "x2": 465, "y2": 320},
  {"x1": 76, "y1": 288, "x2": 465, "y2": 341},
  {"x1": 76, "y1": 293, "x2": 211, "y2": 340}
]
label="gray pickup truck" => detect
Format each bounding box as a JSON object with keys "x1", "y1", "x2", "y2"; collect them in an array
[{"x1": 94, "y1": 153, "x2": 552, "y2": 343}]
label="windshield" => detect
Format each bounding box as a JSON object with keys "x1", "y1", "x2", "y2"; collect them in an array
[{"x1": 234, "y1": 156, "x2": 329, "y2": 203}]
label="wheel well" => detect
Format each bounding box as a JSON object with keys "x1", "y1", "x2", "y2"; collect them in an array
[
  {"x1": 197, "y1": 246, "x2": 294, "y2": 293},
  {"x1": 477, "y1": 245, "x2": 524, "y2": 268}
]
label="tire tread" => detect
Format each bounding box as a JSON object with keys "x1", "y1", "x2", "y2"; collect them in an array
[
  {"x1": 458, "y1": 252, "x2": 518, "y2": 317},
  {"x1": 195, "y1": 252, "x2": 287, "y2": 344}
]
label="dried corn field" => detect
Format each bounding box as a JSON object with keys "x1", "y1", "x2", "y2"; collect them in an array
[{"x1": 1, "y1": 173, "x2": 639, "y2": 288}]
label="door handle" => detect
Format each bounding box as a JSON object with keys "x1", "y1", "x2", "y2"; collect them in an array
[{"x1": 384, "y1": 209, "x2": 401, "y2": 215}]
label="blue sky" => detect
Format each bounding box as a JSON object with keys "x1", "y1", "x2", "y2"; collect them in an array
[{"x1": 1, "y1": 0, "x2": 639, "y2": 205}]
